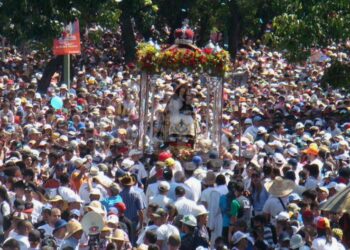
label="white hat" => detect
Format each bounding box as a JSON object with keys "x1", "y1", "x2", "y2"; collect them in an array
[
  {"x1": 295, "y1": 122, "x2": 305, "y2": 130},
  {"x1": 273, "y1": 153, "x2": 286, "y2": 165},
  {"x1": 181, "y1": 214, "x2": 197, "y2": 227},
  {"x1": 232, "y1": 231, "x2": 249, "y2": 245},
  {"x1": 121, "y1": 159, "x2": 134, "y2": 170},
  {"x1": 90, "y1": 188, "x2": 101, "y2": 197},
  {"x1": 70, "y1": 209, "x2": 81, "y2": 217},
  {"x1": 257, "y1": 126, "x2": 267, "y2": 134},
  {"x1": 194, "y1": 205, "x2": 209, "y2": 216},
  {"x1": 276, "y1": 211, "x2": 290, "y2": 221},
  {"x1": 158, "y1": 181, "x2": 170, "y2": 192},
  {"x1": 107, "y1": 214, "x2": 119, "y2": 224},
  {"x1": 268, "y1": 140, "x2": 283, "y2": 148},
  {"x1": 287, "y1": 147, "x2": 299, "y2": 157},
  {"x1": 290, "y1": 234, "x2": 305, "y2": 249},
  {"x1": 128, "y1": 149, "x2": 142, "y2": 157}
]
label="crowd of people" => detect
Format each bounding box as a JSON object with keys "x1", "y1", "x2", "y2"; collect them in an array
[{"x1": 0, "y1": 28, "x2": 349, "y2": 250}]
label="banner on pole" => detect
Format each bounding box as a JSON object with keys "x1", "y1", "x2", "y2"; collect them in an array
[{"x1": 53, "y1": 20, "x2": 81, "y2": 56}]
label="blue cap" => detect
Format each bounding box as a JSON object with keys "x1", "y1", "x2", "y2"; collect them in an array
[
  {"x1": 253, "y1": 116, "x2": 263, "y2": 122},
  {"x1": 53, "y1": 219, "x2": 67, "y2": 233},
  {"x1": 208, "y1": 150, "x2": 219, "y2": 159},
  {"x1": 288, "y1": 158, "x2": 298, "y2": 168},
  {"x1": 288, "y1": 193, "x2": 301, "y2": 203},
  {"x1": 192, "y1": 156, "x2": 203, "y2": 165}
]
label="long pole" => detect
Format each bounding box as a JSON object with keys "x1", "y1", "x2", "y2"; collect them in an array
[{"x1": 64, "y1": 54, "x2": 71, "y2": 88}]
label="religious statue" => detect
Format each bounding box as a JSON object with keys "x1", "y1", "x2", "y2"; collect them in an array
[{"x1": 163, "y1": 83, "x2": 197, "y2": 147}]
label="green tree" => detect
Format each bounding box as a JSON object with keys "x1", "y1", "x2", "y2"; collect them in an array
[{"x1": 265, "y1": 0, "x2": 350, "y2": 61}]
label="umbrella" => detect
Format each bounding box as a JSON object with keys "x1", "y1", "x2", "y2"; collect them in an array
[{"x1": 320, "y1": 185, "x2": 350, "y2": 213}]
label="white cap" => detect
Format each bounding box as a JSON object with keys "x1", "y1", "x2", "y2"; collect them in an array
[
  {"x1": 295, "y1": 122, "x2": 304, "y2": 130},
  {"x1": 107, "y1": 214, "x2": 119, "y2": 224},
  {"x1": 158, "y1": 181, "x2": 170, "y2": 192},
  {"x1": 287, "y1": 147, "x2": 299, "y2": 157},
  {"x1": 276, "y1": 211, "x2": 290, "y2": 221}
]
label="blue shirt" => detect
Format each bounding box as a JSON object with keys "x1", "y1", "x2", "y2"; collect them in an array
[
  {"x1": 101, "y1": 195, "x2": 123, "y2": 212},
  {"x1": 219, "y1": 194, "x2": 231, "y2": 227},
  {"x1": 251, "y1": 187, "x2": 269, "y2": 213},
  {"x1": 119, "y1": 187, "x2": 144, "y2": 223}
]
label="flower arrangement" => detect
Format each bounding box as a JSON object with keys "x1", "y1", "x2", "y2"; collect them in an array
[
  {"x1": 171, "y1": 146, "x2": 194, "y2": 161},
  {"x1": 136, "y1": 42, "x2": 231, "y2": 75}
]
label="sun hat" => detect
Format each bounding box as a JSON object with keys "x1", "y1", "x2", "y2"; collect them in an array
[
  {"x1": 181, "y1": 214, "x2": 197, "y2": 227},
  {"x1": 118, "y1": 173, "x2": 136, "y2": 186},
  {"x1": 232, "y1": 231, "x2": 249, "y2": 245},
  {"x1": 86, "y1": 201, "x2": 105, "y2": 215},
  {"x1": 202, "y1": 171, "x2": 216, "y2": 186},
  {"x1": 65, "y1": 219, "x2": 83, "y2": 239},
  {"x1": 288, "y1": 203, "x2": 301, "y2": 213},
  {"x1": 107, "y1": 229, "x2": 125, "y2": 241},
  {"x1": 332, "y1": 228, "x2": 343, "y2": 240},
  {"x1": 194, "y1": 205, "x2": 209, "y2": 216},
  {"x1": 316, "y1": 186, "x2": 329, "y2": 195},
  {"x1": 264, "y1": 176, "x2": 295, "y2": 197}
]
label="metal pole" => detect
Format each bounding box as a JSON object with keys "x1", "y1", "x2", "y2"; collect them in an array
[
  {"x1": 218, "y1": 77, "x2": 224, "y2": 154},
  {"x1": 64, "y1": 54, "x2": 71, "y2": 88},
  {"x1": 149, "y1": 76, "x2": 156, "y2": 145}
]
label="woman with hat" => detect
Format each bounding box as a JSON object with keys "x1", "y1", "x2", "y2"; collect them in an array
[
  {"x1": 60, "y1": 219, "x2": 83, "y2": 250},
  {"x1": 263, "y1": 177, "x2": 295, "y2": 224},
  {"x1": 107, "y1": 228, "x2": 132, "y2": 250}
]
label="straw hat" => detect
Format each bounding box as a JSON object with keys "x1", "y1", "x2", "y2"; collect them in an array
[
  {"x1": 65, "y1": 219, "x2": 83, "y2": 239},
  {"x1": 264, "y1": 177, "x2": 295, "y2": 197},
  {"x1": 107, "y1": 229, "x2": 125, "y2": 241},
  {"x1": 86, "y1": 201, "x2": 105, "y2": 215}
]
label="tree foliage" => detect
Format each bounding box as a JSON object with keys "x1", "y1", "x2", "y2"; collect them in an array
[{"x1": 265, "y1": 0, "x2": 350, "y2": 61}]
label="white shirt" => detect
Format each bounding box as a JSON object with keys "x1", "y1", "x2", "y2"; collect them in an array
[
  {"x1": 185, "y1": 176, "x2": 202, "y2": 202},
  {"x1": 38, "y1": 223, "x2": 54, "y2": 236},
  {"x1": 304, "y1": 176, "x2": 319, "y2": 190},
  {"x1": 146, "y1": 181, "x2": 159, "y2": 203},
  {"x1": 58, "y1": 186, "x2": 77, "y2": 202},
  {"x1": 200, "y1": 187, "x2": 216, "y2": 207},
  {"x1": 31, "y1": 199, "x2": 43, "y2": 224},
  {"x1": 216, "y1": 185, "x2": 229, "y2": 195},
  {"x1": 263, "y1": 196, "x2": 288, "y2": 224},
  {"x1": 312, "y1": 236, "x2": 344, "y2": 250},
  {"x1": 79, "y1": 183, "x2": 107, "y2": 203},
  {"x1": 174, "y1": 196, "x2": 198, "y2": 216},
  {"x1": 5, "y1": 234, "x2": 30, "y2": 250},
  {"x1": 137, "y1": 224, "x2": 158, "y2": 245},
  {"x1": 156, "y1": 224, "x2": 180, "y2": 250},
  {"x1": 149, "y1": 194, "x2": 173, "y2": 208}
]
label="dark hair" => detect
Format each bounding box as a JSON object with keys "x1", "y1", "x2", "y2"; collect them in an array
[
  {"x1": 307, "y1": 164, "x2": 320, "y2": 178},
  {"x1": 29, "y1": 229, "x2": 41, "y2": 242},
  {"x1": 175, "y1": 186, "x2": 185, "y2": 197},
  {"x1": 145, "y1": 230, "x2": 158, "y2": 244},
  {"x1": 163, "y1": 167, "x2": 173, "y2": 181},
  {"x1": 302, "y1": 189, "x2": 317, "y2": 202},
  {"x1": 0, "y1": 186, "x2": 10, "y2": 203},
  {"x1": 148, "y1": 244, "x2": 160, "y2": 250},
  {"x1": 253, "y1": 214, "x2": 266, "y2": 225},
  {"x1": 235, "y1": 181, "x2": 245, "y2": 193},
  {"x1": 216, "y1": 174, "x2": 226, "y2": 186},
  {"x1": 59, "y1": 174, "x2": 70, "y2": 185},
  {"x1": 2, "y1": 239, "x2": 20, "y2": 250}
]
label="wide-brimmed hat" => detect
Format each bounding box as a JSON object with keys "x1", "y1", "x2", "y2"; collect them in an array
[
  {"x1": 264, "y1": 177, "x2": 295, "y2": 197},
  {"x1": 65, "y1": 219, "x2": 83, "y2": 239},
  {"x1": 118, "y1": 173, "x2": 136, "y2": 186},
  {"x1": 107, "y1": 229, "x2": 125, "y2": 241},
  {"x1": 86, "y1": 201, "x2": 105, "y2": 215},
  {"x1": 194, "y1": 205, "x2": 209, "y2": 216}
]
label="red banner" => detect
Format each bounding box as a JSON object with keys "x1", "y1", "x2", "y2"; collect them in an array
[{"x1": 53, "y1": 20, "x2": 81, "y2": 56}]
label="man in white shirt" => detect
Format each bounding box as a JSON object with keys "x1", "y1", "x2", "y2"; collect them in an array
[
  {"x1": 149, "y1": 181, "x2": 173, "y2": 208},
  {"x1": 38, "y1": 208, "x2": 61, "y2": 236},
  {"x1": 184, "y1": 162, "x2": 201, "y2": 202},
  {"x1": 174, "y1": 186, "x2": 198, "y2": 216},
  {"x1": 4, "y1": 220, "x2": 31, "y2": 250},
  {"x1": 153, "y1": 208, "x2": 180, "y2": 250}
]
